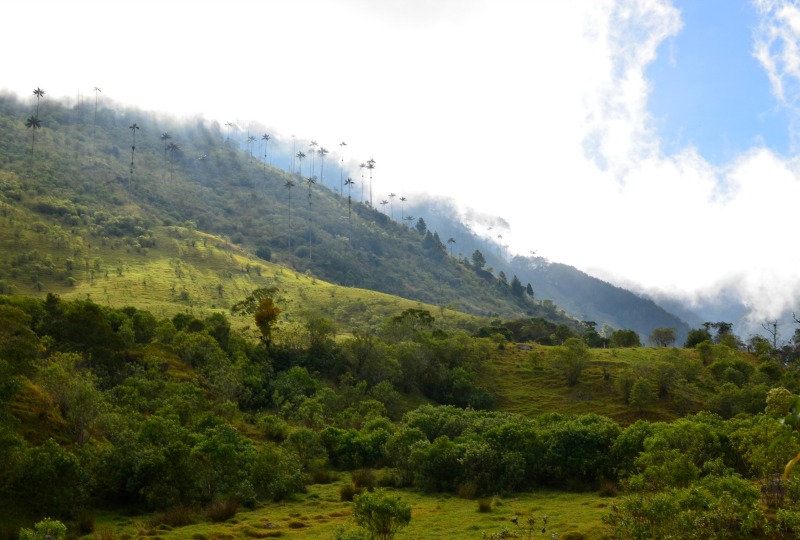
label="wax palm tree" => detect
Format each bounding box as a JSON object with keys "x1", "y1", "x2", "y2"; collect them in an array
[
  {"x1": 247, "y1": 135, "x2": 257, "y2": 159},
  {"x1": 167, "y1": 142, "x2": 180, "y2": 172},
  {"x1": 25, "y1": 115, "x2": 41, "y2": 157},
  {"x1": 367, "y1": 159, "x2": 375, "y2": 207},
  {"x1": 160, "y1": 132, "x2": 172, "y2": 157},
  {"x1": 380, "y1": 199, "x2": 389, "y2": 215},
  {"x1": 447, "y1": 237, "x2": 456, "y2": 256},
  {"x1": 388, "y1": 193, "x2": 397, "y2": 220},
  {"x1": 306, "y1": 176, "x2": 316, "y2": 211},
  {"x1": 32, "y1": 87, "x2": 45, "y2": 119},
  {"x1": 285, "y1": 179, "x2": 296, "y2": 247},
  {"x1": 296, "y1": 151, "x2": 306, "y2": 177},
  {"x1": 359, "y1": 162, "x2": 366, "y2": 202},
  {"x1": 309, "y1": 141, "x2": 318, "y2": 180},
  {"x1": 129, "y1": 123, "x2": 140, "y2": 182},
  {"x1": 261, "y1": 133, "x2": 271, "y2": 172},
  {"x1": 91, "y1": 87, "x2": 101, "y2": 153},
  {"x1": 399, "y1": 196, "x2": 407, "y2": 222},
  {"x1": 339, "y1": 141, "x2": 347, "y2": 196},
  {"x1": 225, "y1": 121, "x2": 233, "y2": 141},
  {"x1": 318, "y1": 147, "x2": 329, "y2": 189},
  {"x1": 404, "y1": 215, "x2": 415, "y2": 227},
  {"x1": 344, "y1": 177, "x2": 355, "y2": 222}
]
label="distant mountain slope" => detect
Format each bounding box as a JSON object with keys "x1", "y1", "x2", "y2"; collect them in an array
[
  {"x1": 407, "y1": 198, "x2": 692, "y2": 343},
  {"x1": 0, "y1": 92, "x2": 576, "y2": 328}
]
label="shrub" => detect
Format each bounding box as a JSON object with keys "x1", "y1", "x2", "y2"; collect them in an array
[
  {"x1": 351, "y1": 468, "x2": 378, "y2": 489},
  {"x1": 340, "y1": 483, "x2": 363, "y2": 502},
  {"x1": 205, "y1": 498, "x2": 239, "y2": 522},
  {"x1": 352, "y1": 489, "x2": 412, "y2": 540},
  {"x1": 477, "y1": 498, "x2": 493, "y2": 512}
]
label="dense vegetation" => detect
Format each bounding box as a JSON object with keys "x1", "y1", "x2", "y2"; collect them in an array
[{"x1": 3, "y1": 291, "x2": 800, "y2": 538}]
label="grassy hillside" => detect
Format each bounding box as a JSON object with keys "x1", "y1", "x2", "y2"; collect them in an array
[{"x1": 0, "y1": 92, "x2": 568, "y2": 327}]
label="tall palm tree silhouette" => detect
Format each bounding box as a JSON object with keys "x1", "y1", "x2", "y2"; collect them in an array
[
  {"x1": 359, "y1": 162, "x2": 366, "y2": 202},
  {"x1": 225, "y1": 121, "x2": 233, "y2": 141},
  {"x1": 296, "y1": 151, "x2": 306, "y2": 177},
  {"x1": 129, "y1": 123, "x2": 140, "y2": 183},
  {"x1": 318, "y1": 147, "x2": 329, "y2": 189},
  {"x1": 404, "y1": 215, "x2": 415, "y2": 227},
  {"x1": 339, "y1": 141, "x2": 347, "y2": 196},
  {"x1": 285, "y1": 179, "x2": 296, "y2": 248},
  {"x1": 160, "y1": 132, "x2": 172, "y2": 157},
  {"x1": 366, "y1": 159, "x2": 376, "y2": 207},
  {"x1": 399, "y1": 196, "x2": 407, "y2": 222},
  {"x1": 32, "y1": 88, "x2": 45, "y2": 119},
  {"x1": 167, "y1": 142, "x2": 180, "y2": 172},
  {"x1": 344, "y1": 177, "x2": 355, "y2": 223},
  {"x1": 380, "y1": 199, "x2": 389, "y2": 215},
  {"x1": 247, "y1": 135, "x2": 257, "y2": 159},
  {"x1": 306, "y1": 176, "x2": 316, "y2": 211},
  {"x1": 309, "y1": 141, "x2": 318, "y2": 180},
  {"x1": 447, "y1": 237, "x2": 456, "y2": 256},
  {"x1": 92, "y1": 87, "x2": 101, "y2": 154},
  {"x1": 261, "y1": 133, "x2": 271, "y2": 171},
  {"x1": 25, "y1": 116, "x2": 41, "y2": 157},
  {"x1": 388, "y1": 193, "x2": 397, "y2": 220}
]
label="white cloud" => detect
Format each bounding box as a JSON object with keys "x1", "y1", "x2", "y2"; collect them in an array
[{"x1": 5, "y1": 0, "x2": 800, "y2": 323}]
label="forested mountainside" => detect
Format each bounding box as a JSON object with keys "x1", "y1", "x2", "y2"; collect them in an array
[{"x1": 0, "y1": 91, "x2": 577, "y2": 326}]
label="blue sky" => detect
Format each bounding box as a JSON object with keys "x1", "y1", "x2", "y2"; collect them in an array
[{"x1": 648, "y1": 0, "x2": 789, "y2": 162}]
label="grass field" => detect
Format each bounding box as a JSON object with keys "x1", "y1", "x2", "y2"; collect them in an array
[{"x1": 90, "y1": 475, "x2": 611, "y2": 540}]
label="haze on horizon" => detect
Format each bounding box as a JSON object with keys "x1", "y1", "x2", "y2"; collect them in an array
[{"x1": 5, "y1": 0, "x2": 800, "y2": 326}]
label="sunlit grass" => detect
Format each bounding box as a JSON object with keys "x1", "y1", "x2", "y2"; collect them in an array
[{"x1": 89, "y1": 477, "x2": 612, "y2": 540}]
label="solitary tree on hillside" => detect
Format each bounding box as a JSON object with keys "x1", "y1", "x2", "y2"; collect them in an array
[
  {"x1": 247, "y1": 135, "x2": 257, "y2": 158},
  {"x1": 359, "y1": 162, "x2": 366, "y2": 202},
  {"x1": 285, "y1": 179, "x2": 296, "y2": 247},
  {"x1": 308, "y1": 141, "x2": 318, "y2": 178},
  {"x1": 160, "y1": 132, "x2": 172, "y2": 157},
  {"x1": 262, "y1": 133, "x2": 271, "y2": 170},
  {"x1": 344, "y1": 177, "x2": 355, "y2": 223},
  {"x1": 167, "y1": 142, "x2": 180, "y2": 172},
  {"x1": 33, "y1": 87, "x2": 45, "y2": 119},
  {"x1": 339, "y1": 141, "x2": 347, "y2": 195},
  {"x1": 403, "y1": 215, "x2": 414, "y2": 227},
  {"x1": 318, "y1": 147, "x2": 329, "y2": 189},
  {"x1": 296, "y1": 151, "x2": 306, "y2": 177},
  {"x1": 471, "y1": 249, "x2": 486, "y2": 269},
  {"x1": 25, "y1": 115, "x2": 41, "y2": 158},
  {"x1": 380, "y1": 199, "x2": 389, "y2": 214},
  {"x1": 649, "y1": 327, "x2": 677, "y2": 347},
  {"x1": 129, "y1": 123, "x2": 140, "y2": 183},
  {"x1": 399, "y1": 196, "x2": 407, "y2": 222},
  {"x1": 92, "y1": 87, "x2": 101, "y2": 153},
  {"x1": 447, "y1": 237, "x2": 456, "y2": 256},
  {"x1": 388, "y1": 193, "x2": 397, "y2": 220},
  {"x1": 367, "y1": 158, "x2": 376, "y2": 207},
  {"x1": 306, "y1": 176, "x2": 316, "y2": 211}
]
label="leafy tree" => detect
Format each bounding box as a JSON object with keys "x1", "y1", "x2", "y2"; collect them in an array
[
  {"x1": 415, "y1": 217, "x2": 427, "y2": 235},
  {"x1": 629, "y1": 378, "x2": 654, "y2": 412},
  {"x1": 553, "y1": 337, "x2": 590, "y2": 386},
  {"x1": 510, "y1": 275, "x2": 525, "y2": 297},
  {"x1": 352, "y1": 489, "x2": 412, "y2": 540},
  {"x1": 471, "y1": 249, "x2": 486, "y2": 270},
  {"x1": 684, "y1": 327, "x2": 712, "y2": 348},
  {"x1": 232, "y1": 288, "x2": 283, "y2": 349},
  {"x1": 610, "y1": 329, "x2": 641, "y2": 348},
  {"x1": 649, "y1": 327, "x2": 676, "y2": 347}
]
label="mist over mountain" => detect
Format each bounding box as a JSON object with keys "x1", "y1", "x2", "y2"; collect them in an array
[{"x1": 403, "y1": 197, "x2": 693, "y2": 343}]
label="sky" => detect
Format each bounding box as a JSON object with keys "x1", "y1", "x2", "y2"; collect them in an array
[{"x1": 5, "y1": 0, "x2": 800, "y2": 324}]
